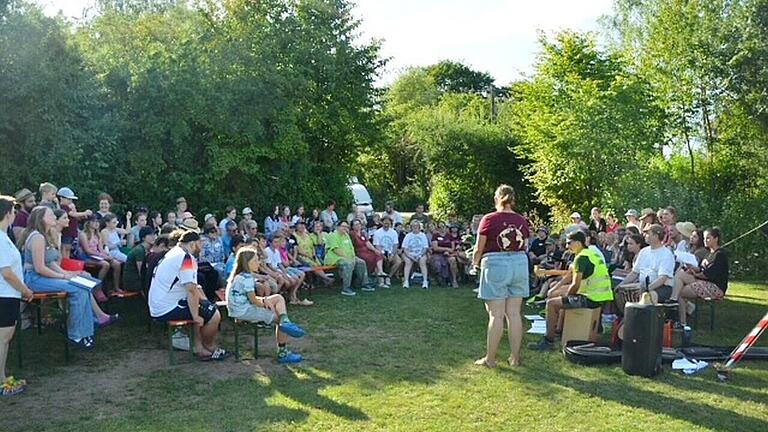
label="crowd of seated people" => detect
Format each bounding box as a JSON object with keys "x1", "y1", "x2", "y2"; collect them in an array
[
  {"x1": 526, "y1": 205, "x2": 729, "y2": 349},
  {"x1": 0, "y1": 182, "x2": 733, "y2": 392}
]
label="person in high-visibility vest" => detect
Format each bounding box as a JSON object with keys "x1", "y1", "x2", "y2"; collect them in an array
[{"x1": 529, "y1": 230, "x2": 613, "y2": 350}]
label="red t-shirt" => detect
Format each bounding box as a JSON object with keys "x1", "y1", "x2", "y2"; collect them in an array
[
  {"x1": 478, "y1": 211, "x2": 529, "y2": 253},
  {"x1": 13, "y1": 209, "x2": 29, "y2": 229},
  {"x1": 60, "y1": 204, "x2": 79, "y2": 239}
]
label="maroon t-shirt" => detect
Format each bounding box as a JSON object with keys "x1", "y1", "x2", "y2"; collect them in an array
[
  {"x1": 12, "y1": 209, "x2": 29, "y2": 229},
  {"x1": 478, "y1": 211, "x2": 529, "y2": 253},
  {"x1": 60, "y1": 204, "x2": 79, "y2": 239}
]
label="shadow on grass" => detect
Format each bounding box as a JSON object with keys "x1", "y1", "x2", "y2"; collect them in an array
[
  {"x1": 515, "y1": 367, "x2": 768, "y2": 431},
  {"x1": 268, "y1": 367, "x2": 369, "y2": 421}
]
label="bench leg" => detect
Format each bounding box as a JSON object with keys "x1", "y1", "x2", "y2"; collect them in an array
[
  {"x1": 188, "y1": 324, "x2": 195, "y2": 362},
  {"x1": 36, "y1": 304, "x2": 42, "y2": 336},
  {"x1": 62, "y1": 301, "x2": 69, "y2": 364},
  {"x1": 234, "y1": 322, "x2": 240, "y2": 361},
  {"x1": 710, "y1": 303, "x2": 716, "y2": 333},
  {"x1": 167, "y1": 325, "x2": 176, "y2": 365},
  {"x1": 253, "y1": 325, "x2": 259, "y2": 359}
]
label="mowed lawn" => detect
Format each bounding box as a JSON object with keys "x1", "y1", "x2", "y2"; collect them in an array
[{"x1": 2, "y1": 281, "x2": 767, "y2": 432}]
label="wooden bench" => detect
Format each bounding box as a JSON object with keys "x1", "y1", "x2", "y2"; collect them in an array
[
  {"x1": 232, "y1": 319, "x2": 274, "y2": 361},
  {"x1": 303, "y1": 265, "x2": 337, "y2": 296},
  {"x1": 693, "y1": 297, "x2": 720, "y2": 333},
  {"x1": 16, "y1": 292, "x2": 70, "y2": 368},
  {"x1": 107, "y1": 290, "x2": 150, "y2": 330}
]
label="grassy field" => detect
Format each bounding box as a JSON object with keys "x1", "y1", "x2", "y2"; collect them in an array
[{"x1": 2, "y1": 281, "x2": 767, "y2": 432}]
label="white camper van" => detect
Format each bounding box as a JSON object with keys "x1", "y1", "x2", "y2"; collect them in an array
[{"x1": 348, "y1": 177, "x2": 374, "y2": 217}]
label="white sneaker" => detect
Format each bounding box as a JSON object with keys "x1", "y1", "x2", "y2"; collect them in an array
[
  {"x1": 422, "y1": 281, "x2": 429, "y2": 290},
  {"x1": 384, "y1": 277, "x2": 391, "y2": 287},
  {"x1": 403, "y1": 282, "x2": 410, "y2": 289}
]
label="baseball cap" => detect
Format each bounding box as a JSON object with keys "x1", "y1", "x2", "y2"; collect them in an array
[
  {"x1": 176, "y1": 197, "x2": 186, "y2": 204},
  {"x1": 56, "y1": 187, "x2": 78, "y2": 200},
  {"x1": 624, "y1": 209, "x2": 639, "y2": 218},
  {"x1": 538, "y1": 226, "x2": 549, "y2": 234},
  {"x1": 242, "y1": 207, "x2": 253, "y2": 215},
  {"x1": 640, "y1": 208, "x2": 656, "y2": 219},
  {"x1": 570, "y1": 212, "x2": 582, "y2": 219},
  {"x1": 203, "y1": 213, "x2": 215, "y2": 223}
]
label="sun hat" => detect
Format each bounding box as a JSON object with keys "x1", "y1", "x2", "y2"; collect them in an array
[
  {"x1": 640, "y1": 208, "x2": 656, "y2": 219},
  {"x1": 56, "y1": 187, "x2": 78, "y2": 200},
  {"x1": 14, "y1": 188, "x2": 34, "y2": 203},
  {"x1": 179, "y1": 218, "x2": 201, "y2": 233}
]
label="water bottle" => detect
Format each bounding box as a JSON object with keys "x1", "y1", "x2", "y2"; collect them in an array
[
  {"x1": 601, "y1": 314, "x2": 615, "y2": 334},
  {"x1": 682, "y1": 325, "x2": 692, "y2": 347}
]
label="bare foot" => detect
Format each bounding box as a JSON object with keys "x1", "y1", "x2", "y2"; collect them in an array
[{"x1": 474, "y1": 357, "x2": 496, "y2": 368}]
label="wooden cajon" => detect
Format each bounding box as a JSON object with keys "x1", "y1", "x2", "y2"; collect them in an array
[{"x1": 561, "y1": 307, "x2": 601, "y2": 346}]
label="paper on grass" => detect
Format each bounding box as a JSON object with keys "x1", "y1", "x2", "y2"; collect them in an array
[
  {"x1": 524, "y1": 314, "x2": 543, "y2": 321},
  {"x1": 527, "y1": 320, "x2": 547, "y2": 335},
  {"x1": 674, "y1": 251, "x2": 699, "y2": 268},
  {"x1": 69, "y1": 276, "x2": 99, "y2": 289},
  {"x1": 672, "y1": 358, "x2": 709, "y2": 374}
]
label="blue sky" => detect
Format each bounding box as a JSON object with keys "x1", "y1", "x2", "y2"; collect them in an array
[{"x1": 41, "y1": 0, "x2": 614, "y2": 86}]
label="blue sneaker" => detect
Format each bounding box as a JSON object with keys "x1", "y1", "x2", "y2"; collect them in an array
[
  {"x1": 361, "y1": 285, "x2": 376, "y2": 292},
  {"x1": 341, "y1": 287, "x2": 356, "y2": 296},
  {"x1": 279, "y1": 322, "x2": 306, "y2": 338},
  {"x1": 277, "y1": 351, "x2": 304, "y2": 364}
]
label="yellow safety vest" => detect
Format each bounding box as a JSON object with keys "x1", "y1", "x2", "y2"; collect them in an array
[{"x1": 574, "y1": 248, "x2": 614, "y2": 303}]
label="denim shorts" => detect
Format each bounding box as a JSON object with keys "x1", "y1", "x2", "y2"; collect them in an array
[{"x1": 477, "y1": 252, "x2": 529, "y2": 301}]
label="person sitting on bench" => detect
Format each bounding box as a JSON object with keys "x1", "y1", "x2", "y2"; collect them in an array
[
  {"x1": 529, "y1": 230, "x2": 613, "y2": 350},
  {"x1": 148, "y1": 222, "x2": 230, "y2": 361},
  {"x1": 226, "y1": 247, "x2": 307, "y2": 364}
]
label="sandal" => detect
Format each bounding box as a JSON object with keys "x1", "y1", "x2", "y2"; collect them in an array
[
  {"x1": 97, "y1": 314, "x2": 120, "y2": 328},
  {"x1": 290, "y1": 299, "x2": 314, "y2": 306},
  {"x1": 473, "y1": 357, "x2": 496, "y2": 368},
  {"x1": 209, "y1": 348, "x2": 231, "y2": 361},
  {"x1": 68, "y1": 336, "x2": 95, "y2": 351},
  {"x1": 1, "y1": 376, "x2": 27, "y2": 396}
]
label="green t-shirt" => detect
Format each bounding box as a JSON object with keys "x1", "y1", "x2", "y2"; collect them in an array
[
  {"x1": 324, "y1": 231, "x2": 354, "y2": 266},
  {"x1": 296, "y1": 233, "x2": 315, "y2": 259},
  {"x1": 123, "y1": 243, "x2": 147, "y2": 291},
  {"x1": 573, "y1": 255, "x2": 595, "y2": 279}
]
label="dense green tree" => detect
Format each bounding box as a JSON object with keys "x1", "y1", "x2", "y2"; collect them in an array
[{"x1": 503, "y1": 31, "x2": 664, "y2": 224}]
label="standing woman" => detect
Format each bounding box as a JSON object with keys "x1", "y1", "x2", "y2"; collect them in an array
[
  {"x1": 471, "y1": 185, "x2": 530, "y2": 368},
  {"x1": 0, "y1": 195, "x2": 34, "y2": 396}
]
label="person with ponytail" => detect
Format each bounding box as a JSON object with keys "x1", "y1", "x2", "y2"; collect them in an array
[
  {"x1": 471, "y1": 185, "x2": 530, "y2": 368},
  {"x1": 226, "y1": 247, "x2": 307, "y2": 364}
]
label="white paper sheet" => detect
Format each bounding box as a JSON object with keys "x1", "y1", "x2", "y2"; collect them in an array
[
  {"x1": 527, "y1": 320, "x2": 547, "y2": 334},
  {"x1": 674, "y1": 251, "x2": 699, "y2": 267},
  {"x1": 672, "y1": 358, "x2": 708, "y2": 374},
  {"x1": 70, "y1": 276, "x2": 99, "y2": 289},
  {"x1": 524, "y1": 314, "x2": 544, "y2": 321}
]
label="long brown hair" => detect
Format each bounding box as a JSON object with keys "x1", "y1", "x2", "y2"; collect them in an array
[
  {"x1": 227, "y1": 247, "x2": 259, "y2": 286},
  {"x1": 17, "y1": 206, "x2": 56, "y2": 250}
]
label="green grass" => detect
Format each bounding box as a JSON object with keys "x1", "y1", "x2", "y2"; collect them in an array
[{"x1": 2, "y1": 282, "x2": 767, "y2": 432}]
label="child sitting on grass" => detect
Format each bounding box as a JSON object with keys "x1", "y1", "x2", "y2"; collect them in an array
[{"x1": 226, "y1": 247, "x2": 307, "y2": 364}]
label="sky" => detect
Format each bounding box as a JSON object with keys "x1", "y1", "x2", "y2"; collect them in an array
[{"x1": 40, "y1": 0, "x2": 615, "y2": 86}]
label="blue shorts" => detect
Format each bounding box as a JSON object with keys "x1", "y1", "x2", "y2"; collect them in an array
[
  {"x1": 477, "y1": 252, "x2": 529, "y2": 301},
  {"x1": 154, "y1": 299, "x2": 218, "y2": 324}
]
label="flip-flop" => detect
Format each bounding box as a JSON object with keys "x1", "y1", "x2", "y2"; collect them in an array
[{"x1": 209, "y1": 348, "x2": 231, "y2": 361}]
